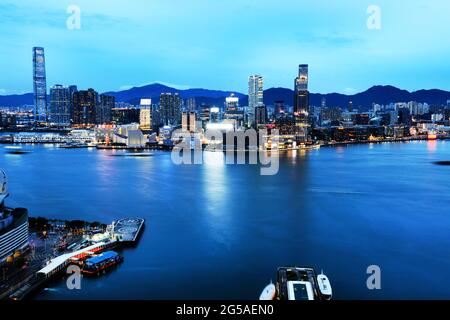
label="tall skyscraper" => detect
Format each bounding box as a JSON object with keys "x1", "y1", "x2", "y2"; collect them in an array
[
  {"x1": 73, "y1": 88, "x2": 98, "y2": 127},
  {"x1": 248, "y1": 75, "x2": 264, "y2": 127},
  {"x1": 97, "y1": 94, "x2": 115, "y2": 124},
  {"x1": 139, "y1": 99, "x2": 152, "y2": 131},
  {"x1": 68, "y1": 85, "x2": 78, "y2": 122},
  {"x1": 49, "y1": 85, "x2": 70, "y2": 126},
  {"x1": 294, "y1": 64, "x2": 310, "y2": 142},
  {"x1": 32, "y1": 47, "x2": 48, "y2": 123},
  {"x1": 160, "y1": 93, "x2": 182, "y2": 126}
]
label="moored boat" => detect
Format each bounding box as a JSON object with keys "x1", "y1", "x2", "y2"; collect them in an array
[
  {"x1": 260, "y1": 266, "x2": 332, "y2": 301},
  {"x1": 81, "y1": 251, "x2": 123, "y2": 276}
]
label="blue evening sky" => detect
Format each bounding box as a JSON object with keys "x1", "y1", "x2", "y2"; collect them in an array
[{"x1": 1, "y1": 0, "x2": 449, "y2": 95}]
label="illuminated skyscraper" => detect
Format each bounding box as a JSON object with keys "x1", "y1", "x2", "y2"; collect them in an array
[
  {"x1": 224, "y1": 94, "x2": 244, "y2": 128},
  {"x1": 49, "y1": 85, "x2": 70, "y2": 126},
  {"x1": 254, "y1": 105, "x2": 267, "y2": 127},
  {"x1": 139, "y1": 99, "x2": 152, "y2": 131},
  {"x1": 248, "y1": 75, "x2": 264, "y2": 127},
  {"x1": 73, "y1": 88, "x2": 98, "y2": 127},
  {"x1": 32, "y1": 47, "x2": 48, "y2": 123},
  {"x1": 293, "y1": 64, "x2": 310, "y2": 142},
  {"x1": 97, "y1": 94, "x2": 115, "y2": 124},
  {"x1": 160, "y1": 93, "x2": 182, "y2": 125}
]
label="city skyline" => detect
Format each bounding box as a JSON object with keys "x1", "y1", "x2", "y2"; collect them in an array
[{"x1": 1, "y1": 0, "x2": 450, "y2": 95}]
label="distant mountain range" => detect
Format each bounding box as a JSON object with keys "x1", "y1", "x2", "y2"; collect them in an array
[{"x1": 1, "y1": 83, "x2": 450, "y2": 109}]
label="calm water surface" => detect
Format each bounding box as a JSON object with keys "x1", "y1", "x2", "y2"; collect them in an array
[{"x1": 1, "y1": 141, "x2": 450, "y2": 299}]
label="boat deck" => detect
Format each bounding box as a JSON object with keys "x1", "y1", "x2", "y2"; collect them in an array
[{"x1": 113, "y1": 218, "x2": 145, "y2": 243}]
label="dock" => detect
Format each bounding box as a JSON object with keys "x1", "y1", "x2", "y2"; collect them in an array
[{"x1": 112, "y1": 218, "x2": 145, "y2": 243}]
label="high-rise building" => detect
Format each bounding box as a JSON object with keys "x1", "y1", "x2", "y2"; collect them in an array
[
  {"x1": 186, "y1": 98, "x2": 196, "y2": 112},
  {"x1": 274, "y1": 100, "x2": 285, "y2": 116},
  {"x1": 139, "y1": 99, "x2": 152, "y2": 131},
  {"x1": 182, "y1": 111, "x2": 196, "y2": 132},
  {"x1": 224, "y1": 94, "x2": 244, "y2": 128},
  {"x1": 49, "y1": 85, "x2": 71, "y2": 126},
  {"x1": 32, "y1": 47, "x2": 48, "y2": 123},
  {"x1": 225, "y1": 93, "x2": 239, "y2": 111},
  {"x1": 160, "y1": 93, "x2": 181, "y2": 125},
  {"x1": 255, "y1": 105, "x2": 267, "y2": 127},
  {"x1": 199, "y1": 106, "x2": 210, "y2": 130},
  {"x1": 293, "y1": 64, "x2": 310, "y2": 142},
  {"x1": 0, "y1": 171, "x2": 29, "y2": 262},
  {"x1": 68, "y1": 85, "x2": 78, "y2": 123},
  {"x1": 248, "y1": 75, "x2": 264, "y2": 108},
  {"x1": 97, "y1": 94, "x2": 115, "y2": 124},
  {"x1": 112, "y1": 107, "x2": 140, "y2": 125},
  {"x1": 73, "y1": 89, "x2": 98, "y2": 127},
  {"x1": 248, "y1": 75, "x2": 264, "y2": 127},
  {"x1": 294, "y1": 64, "x2": 309, "y2": 114}
]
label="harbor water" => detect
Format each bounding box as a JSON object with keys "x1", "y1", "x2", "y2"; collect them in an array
[{"x1": 1, "y1": 140, "x2": 450, "y2": 299}]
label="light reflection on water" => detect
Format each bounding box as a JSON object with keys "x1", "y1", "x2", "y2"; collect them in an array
[{"x1": 1, "y1": 141, "x2": 450, "y2": 299}]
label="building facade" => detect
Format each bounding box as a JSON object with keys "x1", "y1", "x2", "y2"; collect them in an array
[
  {"x1": 73, "y1": 89, "x2": 98, "y2": 127},
  {"x1": 49, "y1": 85, "x2": 71, "y2": 126},
  {"x1": 32, "y1": 47, "x2": 48, "y2": 123},
  {"x1": 294, "y1": 64, "x2": 310, "y2": 142},
  {"x1": 248, "y1": 75, "x2": 264, "y2": 127},
  {"x1": 97, "y1": 94, "x2": 115, "y2": 124},
  {"x1": 160, "y1": 93, "x2": 182, "y2": 126}
]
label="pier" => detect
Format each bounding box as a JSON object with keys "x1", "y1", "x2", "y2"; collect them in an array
[{"x1": 1, "y1": 217, "x2": 145, "y2": 300}]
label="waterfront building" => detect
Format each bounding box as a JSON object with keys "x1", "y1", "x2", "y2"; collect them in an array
[
  {"x1": 182, "y1": 111, "x2": 197, "y2": 132},
  {"x1": 160, "y1": 93, "x2": 182, "y2": 125},
  {"x1": 248, "y1": 75, "x2": 264, "y2": 127},
  {"x1": 139, "y1": 99, "x2": 152, "y2": 131},
  {"x1": 97, "y1": 94, "x2": 115, "y2": 125},
  {"x1": 32, "y1": 47, "x2": 48, "y2": 123},
  {"x1": 293, "y1": 64, "x2": 310, "y2": 142},
  {"x1": 68, "y1": 85, "x2": 78, "y2": 122},
  {"x1": 49, "y1": 85, "x2": 71, "y2": 126},
  {"x1": 0, "y1": 171, "x2": 29, "y2": 262},
  {"x1": 111, "y1": 107, "x2": 140, "y2": 125},
  {"x1": 72, "y1": 89, "x2": 98, "y2": 127}
]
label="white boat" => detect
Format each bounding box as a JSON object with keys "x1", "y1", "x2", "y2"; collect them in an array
[
  {"x1": 262, "y1": 266, "x2": 333, "y2": 300},
  {"x1": 317, "y1": 272, "x2": 332, "y2": 300},
  {"x1": 259, "y1": 282, "x2": 276, "y2": 300}
]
